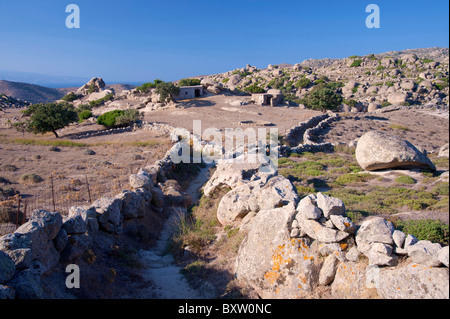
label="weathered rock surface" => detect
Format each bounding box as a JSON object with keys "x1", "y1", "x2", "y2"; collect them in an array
[
  {"x1": 407, "y1": 240, "x2": 443, "y2": 267},
  {"x1": 235, "y1": 204, "x2": 322, "y2": 298},
  {"x1": 355, "y1": 131, "x2": 436, "y2": 171},
  {"x1": 217, "y1": 175, "x2": 298, "y2": 226},
  {"x1": 378, "y1": 263, "x2": 449, "y2": 299}
]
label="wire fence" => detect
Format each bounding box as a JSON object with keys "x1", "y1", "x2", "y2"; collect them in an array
[{"x1": 0, "y1": 173, "x2": 129, "y2": 236}]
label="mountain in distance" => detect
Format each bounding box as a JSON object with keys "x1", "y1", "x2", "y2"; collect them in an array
[
  {"x1": 0, "y1": 80, "x2": 65, "y2": 104},
  {"x1": 0, "y1": 70, "x2": 91, "y2": 89}
]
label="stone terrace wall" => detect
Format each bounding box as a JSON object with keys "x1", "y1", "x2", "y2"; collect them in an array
[{"x1": 283, "y1": 112, "x2": 339, "y2": 154}]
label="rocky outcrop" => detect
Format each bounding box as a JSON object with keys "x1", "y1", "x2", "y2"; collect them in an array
[
  {"x1": 77, "y1": 77, "x2": 106, "y2": 95},
  {"x1": 355, "y1": 131, "x2": 436, "y2": 171},
  {"x1": 235, "y1": 190, "x2": 449, "y2": 299}
]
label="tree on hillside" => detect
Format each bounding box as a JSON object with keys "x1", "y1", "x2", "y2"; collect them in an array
[
  {"x1": 26, "y1": 102, "x2": 78, "y2": 138},
  {"x1": 155, "y1": 82, "x2": 180, "y2": 103},
  {"x1": 300, "y1": 83, "x2": 343, "y2": 112}
]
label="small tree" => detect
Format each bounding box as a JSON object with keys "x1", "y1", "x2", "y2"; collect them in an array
[
  {"x1": 155, "y1": 82, "x2": 180, "y2": 103},
  {"x1": 301, "y1": 84, "x2": 343, "y2": 112},
  {"x1": 27, "y1": 102, "x2": 78, "y2": 138}
]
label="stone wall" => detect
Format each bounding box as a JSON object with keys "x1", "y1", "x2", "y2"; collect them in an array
[{"x1": 283, "y1": 113, "x2": 339, "y2": 154}]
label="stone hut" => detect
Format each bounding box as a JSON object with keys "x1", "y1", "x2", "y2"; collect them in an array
[
  {"x1": 251, "y1": 89, "x2": 284, "y2": 106},
  {"x1": 176, "y1": 85, "x2": 204, "y2": 100}
]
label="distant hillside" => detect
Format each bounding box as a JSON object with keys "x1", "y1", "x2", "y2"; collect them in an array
[{"x1": 0, "y1": 80, "x2": 64, "y2": 104}]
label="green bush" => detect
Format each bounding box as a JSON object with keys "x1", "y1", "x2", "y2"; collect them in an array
[
  {"x1": 178, "y1": 78, "x2": 201, "y2": 86},
  {"x1": 300, "y1": 84, "x2": 343, "y2": 112},
  {"x1": 395, "y1": 175, "x2": 416, "y2": 184},
  {"x1": 335, "y1": 173, "x2": 375, "y2": 185},
  {"x1": 381, "y1": 101, "x2": 392, "y2": 108},
  {"x1": 396, "y1": 219, "x2": 449, "y2": 245},
  {"x1": 97, "y1": 110, "x2": 125, "y2": 128},
  {"x1": 432, "y1": 182, "x2": 449, "y2": 196},
  {"x1": 244, "y1": 85, "x2": 265, "y2": 93},
  {"x1": 350, "y1": 59, "x2": 363, "y2": 67},
  {"x1": 295, "y1": 78, "x2": 312, "y2": 89},
  {"x1": 89, "y1": 94, "x2": 114, "y2": 108},
  {"x1": 344, "y1": 99, "x2": 358, "y2": 107},
  {"x1": 78, "y1": 110, "x2": 92, "y2": 122},
  {"x1": 61, "y1": 92, "x2": 81, "y2": 102},
  {"x1": 136, "y1": 79, "x2": 164, "y2": 93},
  {"x1": 114, "y1": 109, "x2": 142, "y2": 127}
]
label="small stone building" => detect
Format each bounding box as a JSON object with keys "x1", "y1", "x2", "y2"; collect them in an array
[
  {"x1": 251, "y1": 89, "x2": 284, "y2": 106},
  {"x1": 176, "y1": 85, "x2": 204, "y2": 100}
]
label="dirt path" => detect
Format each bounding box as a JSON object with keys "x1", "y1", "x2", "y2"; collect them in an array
[{"x1": 137, "y1": 164, "x2": 213, "y2": 299}]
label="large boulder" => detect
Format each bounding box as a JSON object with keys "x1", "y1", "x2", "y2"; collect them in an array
[
  {"x1": 387, "y1": 93, "x2": 407, "y2": 105},
  {"x1": 355, "y1": 131, "x2": 436, "y2": 171},
  {"x1": 235, "y1": 204, "x2": 322, "y2": 298},
  {"x1": 14, "y1": 210, "x2": 63, "y2": 274}
]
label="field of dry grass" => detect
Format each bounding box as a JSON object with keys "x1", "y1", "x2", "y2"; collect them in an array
[{"x1": 0, "y1": 109, "x2": 172, "y2": 234}]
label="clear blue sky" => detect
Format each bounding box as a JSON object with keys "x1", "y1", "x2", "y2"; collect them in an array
[{"x1": 0, "y1": 0, "x2": 448, "y2": 84}]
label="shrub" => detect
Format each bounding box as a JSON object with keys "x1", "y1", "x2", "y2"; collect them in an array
[
  {"x1": 301, "y1": 84, "x2": 343, "y2": 112},
  {"x1": 395, "y1": 175, "x2": 416, "y2": 184},
  {"x1": 335, "y1": 173, "x2": 376, "y2": 185},
  {"x1": 135, "y1": 79, "x2": 164, "y2": 93},
  {"x1": 344, "y1": 99, "x2": 358, "y2": 107},
  {"x1": 381, "y1": 101, "x2": 392, "y2": 108},
  {"x1": 114, "y1": 109, "x2": 142, "y2": 127},
  {"x1": 20, "y1": 173, "x2": 43, "y2": 184},
  {"x1": 432, "y1": 182, "x2": 449, "y2": 196},
  {"x1": 78, "y1": 110, "x2": 92, "y2": 122},
  {"x1": 295, "y1": 78, "x2": 312, "y2": 89},
  {"x1": 97, "y1": 110, "x2": 125, "y2": 128},
  {"x1": 178, "y1": 78, "x2": 201, "y2": 87},
  {"x1": 396, "y1": 219, "x2": 449, "y2": 245},
  {"x1": 350, "y1": 59, "x2": 363, "y2": 67},
  {"x1": 61, "y1": 92, "x2": 81, "y2": 102},
  {"x1": 89, "y1": 94, "x2": 114, "y2": 107},
  {"x1": 244, "y1": 85, "x2": 265, "y2": 93}
]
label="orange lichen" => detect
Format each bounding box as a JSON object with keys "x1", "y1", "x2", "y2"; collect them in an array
[{"x1": 339, "y1": 243, "x2": 348, "y2": 251}]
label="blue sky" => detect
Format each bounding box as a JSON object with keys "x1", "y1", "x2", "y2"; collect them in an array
[{"x1": 0, "y1": 0, "x2": 448, "y2": 85}]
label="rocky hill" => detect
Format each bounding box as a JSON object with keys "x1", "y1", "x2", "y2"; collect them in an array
[
  {"x1": 0, "y1": 80, "x2": 64, "y2": 104},
  {"x1": 198, "y1": 47, "x2": 449, "y2": 111},
  {"x1": 0, "y1": 93, "x2": 30, "y2": 109}
]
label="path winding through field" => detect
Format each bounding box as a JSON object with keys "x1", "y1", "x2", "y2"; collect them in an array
[{"x1": 138, "y1": 164, "x2": 213, "y2": 299}]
